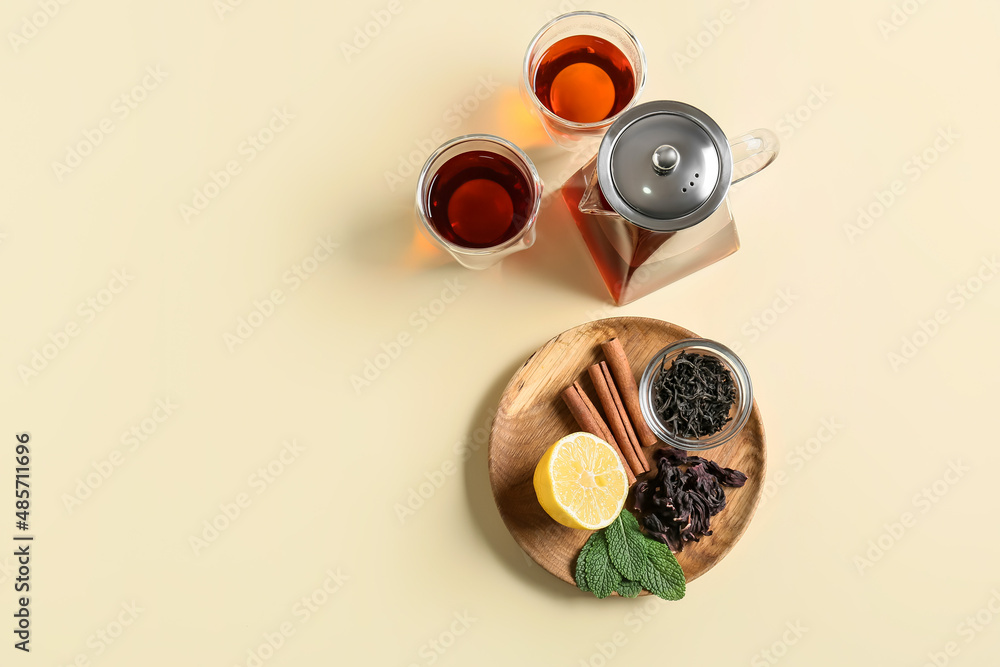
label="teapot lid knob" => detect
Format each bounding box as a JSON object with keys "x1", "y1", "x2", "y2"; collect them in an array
[{"x1": 651, "y1": 145, "x2": 679, "y2": 174}]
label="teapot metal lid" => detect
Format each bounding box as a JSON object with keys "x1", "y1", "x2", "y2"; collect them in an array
[{"x1": 597, "y1": 101, "x2": 733, "y2": 232}]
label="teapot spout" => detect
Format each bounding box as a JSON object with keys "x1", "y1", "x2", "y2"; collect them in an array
[{"x1": 577, "y1": 157, "x2": 620, "y2": 216}]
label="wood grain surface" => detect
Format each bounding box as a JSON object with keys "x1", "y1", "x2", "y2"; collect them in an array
[{"x1": 488, "y1": 317, "x2": 767, "y2": 590}]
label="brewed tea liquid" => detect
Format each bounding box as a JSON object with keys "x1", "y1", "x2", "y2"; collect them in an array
[
  {"x1": 561, "y1": 158, "x2": 740, "y2": 306},
  {"x1": 533, "y1": 35, "x2": 635, "y2": 124},
  {"x1": 426, "y1": 151, "x2": 532, "y2": 248}
]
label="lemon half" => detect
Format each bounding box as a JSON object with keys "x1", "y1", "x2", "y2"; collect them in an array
[{"x1": 533, "y1": 432, "x2": 628, "y2": 530}]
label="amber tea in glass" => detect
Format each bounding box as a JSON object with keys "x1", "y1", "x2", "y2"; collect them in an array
[
  {"x1": 522, "y1": 12, "x2": 645, "y2": 148},
  {"x1": 532, "y1": 35, "x2": 636, "y2": 125}
]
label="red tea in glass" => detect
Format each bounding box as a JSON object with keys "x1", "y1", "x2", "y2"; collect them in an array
[
  {"x1": 416, "y1": 135, "x2": 541, "y2": 270},
  {"x1": 425, "y1": 150, "x2": 533, "y2": 249},
  {"x1": 532, "y1": 35, "x2": 636, "y2": 124}
]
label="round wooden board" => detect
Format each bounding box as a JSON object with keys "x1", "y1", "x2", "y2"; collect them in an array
[{"x1": 488, "y1": 317, "x2": 767, "y2": 590}]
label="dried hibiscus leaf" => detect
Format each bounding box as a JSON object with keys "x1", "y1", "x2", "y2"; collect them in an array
[{"x1": 632, "y1": 447, "x2": 748, "y2": 552}]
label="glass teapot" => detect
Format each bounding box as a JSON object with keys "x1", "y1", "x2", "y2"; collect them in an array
[{"x1": 559, "y1": 101, "x2": 779, "y2": 305}]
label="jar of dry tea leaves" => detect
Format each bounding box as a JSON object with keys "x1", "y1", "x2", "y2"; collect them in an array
[{"x1": 638, "y1": 338, "x2": 753, "y2": 451}]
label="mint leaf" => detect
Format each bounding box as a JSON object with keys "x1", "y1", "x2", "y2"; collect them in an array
[
  {"x1": 640, "y1": 539, "x2": 686, "y2": 601},
  {"x1": 575, "y1": 535, "x2": 597, "y2": 592},
  {"x1": 615, "y1": 579, "x2": 642, "y2": 598},
  {"x1": 585, "y1": 533, "x2": 622, "y2": 599},
  {"x1": 605, "y1": 511, "x2": 647, "y2": 581}
]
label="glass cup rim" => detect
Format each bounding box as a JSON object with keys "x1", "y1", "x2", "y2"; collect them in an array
[
  {"x1": 414, "y1": 133, "x2": 542, "y2": 257},
  {"x1": 638, "y1": 338, "x2": 754, "y2": 451},
  {"x1": 521, "y1": 10, "x2": 647, "y2": 131}
]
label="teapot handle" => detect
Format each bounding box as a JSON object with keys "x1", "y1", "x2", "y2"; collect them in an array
[{"x1": 729, "y1": 129, "x2": 780, "y2": 184}]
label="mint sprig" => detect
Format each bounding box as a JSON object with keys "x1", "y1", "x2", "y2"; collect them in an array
[
  {"x1": 615, "y1": 579, "x2": 642, "y2": 598},
  {"x1": 605, "y1": 509, "x2": 648, "y2": 581},
  {"x1": 641, "y1": 539, "x2": 686, "y2": 600},
  {"x1": 575, "y1": 534, "x2": 595, "y2": 593},
  {"x1": 575, "y1": 511, "x2": 686, "y2": 601},
  {"x1": 584, "y1": 533, "x2": 622, "y2": 599}
]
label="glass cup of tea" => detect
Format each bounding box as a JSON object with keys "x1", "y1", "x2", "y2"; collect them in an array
[
  {"x1": 416, "y1": 134, "x2": 542, "y2": 270},
  {"x1": 522, "y1": 11, "x2": 646, "y2": 149}
]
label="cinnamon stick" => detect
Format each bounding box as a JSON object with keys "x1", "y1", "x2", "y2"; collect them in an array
[
  {"x1": 587, "y1": 363, "x2": 645, "y2": 479},
  {"x1": 600, "y1": 361, "x2": 649, "y2": 473},
  {"x1": 572, "y1": 381, "x2": 615, "y2": 446},
  {"x1": 561, "y1": 384, "x2": 635, "y2": 484},
  {"x1": 602, "y1": 337, "x2": 658, "y2": 448}
]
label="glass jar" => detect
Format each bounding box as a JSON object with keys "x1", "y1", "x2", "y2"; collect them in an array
[{"x1": 639, "y1": 338, "x2": 753, "y2": 451}]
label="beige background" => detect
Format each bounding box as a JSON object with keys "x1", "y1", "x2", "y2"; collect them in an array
[{"x1": 2, "y1": 0, "x2": 998, "y2": 664}]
